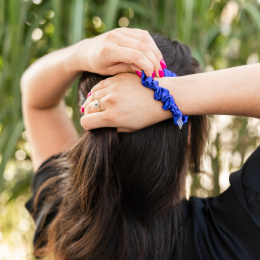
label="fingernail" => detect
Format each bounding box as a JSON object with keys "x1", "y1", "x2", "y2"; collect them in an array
[
  {"x1": 159, "y1": 68, "x2": 164, "y2": 77},
  {"x1": 160, "y1": 59, "x2": 167, "y2": 69},
  {"x1": 135, "y1": 70, "x2": 142, "y2": 78},
  {"x1": 152, "y1": 72, "x2": 155, "y2": 79},
  {"x1": 80, "y1": 106, "x2": 85, "y2": 113},
  {"x1": 87, "y1": 92, "x2": 91, "y2": 97}
]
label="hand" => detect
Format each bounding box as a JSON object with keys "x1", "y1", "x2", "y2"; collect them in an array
[
  {"x1": 80, "y1": 73, "x2": 172, "y2": 132},
  {"x1": 74, "y1": 28, "x2": 164, "y2": 77}
]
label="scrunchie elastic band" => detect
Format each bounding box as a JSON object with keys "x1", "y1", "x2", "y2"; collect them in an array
[{"x1": 141, "y1": 69, "x2": 188, "y2": 129}]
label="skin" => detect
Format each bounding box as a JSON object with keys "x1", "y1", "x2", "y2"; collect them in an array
[
  {"x1": 21, "y1": 28, "x2": 260, "y2": 172},
  {"x1": 82, "y1": 64, "x2": 260, "y2": 131},
  {"x1": 21, "y1": 28, "x2": 163, "y2": 171}
]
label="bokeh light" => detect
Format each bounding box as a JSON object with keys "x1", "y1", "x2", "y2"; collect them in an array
[
  {"x1": 1, "y1": 1, "x2": 260, "y2": 259},
  {"x1": 32, "y1": 0, "x2": 42, "y2": 5},
  {"x1": 129, "y1": 8, "x2": 134, "y2": 19},
  {"x1": 3, "y1": 170, "x2": 14, "y2": 181},
  {"x1": 15, "y1": 150, "x2": 26, "y2": 161},
  {"x1": 118, "y1": 17, "x2": 129, "y2": 27},
  {"x1": 92, "y1": 16, "x2": 102, "y2": 28},
  {"x1": 32, "y1": 28, "x2": 43, "y2": 41}
]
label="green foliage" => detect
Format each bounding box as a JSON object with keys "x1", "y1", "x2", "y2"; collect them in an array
[
  {"x1": 0, "y1": 0, "x2": 260, "y2": 257},
  {"x1": 1, "y1": 0, "x2": 260, "y2": 206}
]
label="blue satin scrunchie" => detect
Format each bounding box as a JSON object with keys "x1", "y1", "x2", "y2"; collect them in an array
[{"x1": 141, "y1": 69, "x2": 188, "y2": 129}]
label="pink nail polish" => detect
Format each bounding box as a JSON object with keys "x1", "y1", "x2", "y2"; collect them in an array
[
  {"x1": 80, "y1": 106, "x2": 85, "y2": 113},
  {"x1": 152, "y1": 72, "x2": 155, "y2": 79},
  {"x1": 135, "y1": 70, "x2": 142, "y2": 78},
  {"x1": 87, "y1": 92, "x2": 91, "y2": 97},
  {"x1": 160, "y1": 59, "x2": 167, "y2": 69},
  {"x1": 159, "y1": 68, "x2": 164, "y2": 77}
]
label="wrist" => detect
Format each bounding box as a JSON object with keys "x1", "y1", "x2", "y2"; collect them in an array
[
  {"x1": 156, "y1": 76, "x2": 187, "y2": 118},
  {"x1": 157, "y1": 75, "x2": 202, "y2": 116},
  {"x1": 68, "y1": 38, "x2": 93, "y2": 72}
]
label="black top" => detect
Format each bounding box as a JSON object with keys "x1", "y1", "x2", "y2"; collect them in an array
[{"x1": 25, "y1": 147, "x2": 260, "y2": 260}]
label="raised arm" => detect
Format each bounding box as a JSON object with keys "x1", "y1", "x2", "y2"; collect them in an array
[
  {"x1": 81, "y1": 63, "x2": 260, "y2": 131},
  {"x1": 20, "y1": 46, "x2": 79, "y2": 172},
  {"x1": 165, "y1": 64, "x2": 260, "y2": 118},
  {"x1": 21, "y1": 28, "x2": 164, "y2": 171}
]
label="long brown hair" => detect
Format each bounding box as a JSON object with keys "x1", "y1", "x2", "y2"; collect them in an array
[{"x1": 33, "y1": 34, "x2": 208, "y2": 259}]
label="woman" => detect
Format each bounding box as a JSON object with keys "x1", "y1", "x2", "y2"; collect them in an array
[{"x1": 21, "y1": 28, "x2": 260, "y2": 259}]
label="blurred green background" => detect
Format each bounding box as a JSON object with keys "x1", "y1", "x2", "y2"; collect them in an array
[{"x1": 0, "y1": 0, "x2": 260, "y2": 259}]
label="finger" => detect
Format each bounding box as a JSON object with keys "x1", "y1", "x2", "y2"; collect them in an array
[
  {"x1": 110, "y1": 46, "x2": 154, "y2": 77},
  {"x1": 117, "y1": 127, "x2": 133, "y2": 133},
  {"x1": 108, "y1": 62, "x2": 141, "y2": 75},
  {"x1": 113, "y1": 34, "x2": 161, "y2": 75},
  {"x1": 90, "y1": 76, "x2": 115, "y2": 93},
  {"x1": 83, "y1": 88, "x2": 109, "y2": 110},
  {"x1": 84, "y1": 98, "x2": 105, "y2": 115},
  {"x1": 122, "y1": 29, "x2": 163, "y2": 74},
  {"x1": 80, "y1": 111, "x2": 112, "y2": 130}
]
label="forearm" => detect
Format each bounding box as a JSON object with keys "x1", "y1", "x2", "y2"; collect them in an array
[
  {"x1": 20, "y1": 28, "x2": 165, "y2": 111},
  {"x1": 20, "y1": 41, "x2": 89, "y2": 109},
  {"x1": 160, "y1": 64, "x2": 260, "y2": 118}
]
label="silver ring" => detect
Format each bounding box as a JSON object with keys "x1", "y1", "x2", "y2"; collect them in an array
[{"x1": 94, "y1": 100, "x2": 101, "y2": 111}]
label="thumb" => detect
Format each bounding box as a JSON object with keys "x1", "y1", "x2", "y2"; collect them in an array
[
  {"x1": 80, "y1": 112, "x2": 113, "y2": 130},
  {"x1": 110, "y1": 63, "x2": 142, "y2": 75}
]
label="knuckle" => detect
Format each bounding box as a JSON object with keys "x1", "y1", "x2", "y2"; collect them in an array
[
  {"x1": 90, "y1": 91, "x2": 96, "y2": 101},
  {"x1": 144, "y1": 30, "x2": 150, "y2": 37},
  {"x1": 85, "y1": 104, "x2": 92, "y2": 114},
  {"x1": 114, "y1": 28, "x2": 121, "y2": 34},
  {"x1": 107, "y1": 94, "x2": 116, "y2": 104},
  {"x1": 138, "y1": 42, "x2": 147, "y2": 53},
  {"x1": 143, "y1": 30, "x2": 150, "y2": 37},
  {"x1": 117, "y1": 73, "x2": 127, "y2": 81},
  {"x1": 105, "y1": 31, "x2": 113, "y2": 41},
  {"x1": 90, "y1": 85, "x2": 96, "y2": 92},
  {"x1": 100, "y1": 45, "x2": 110, "y2": 56},
  {"x1": 111, "y1": 84, "x2": 120, "y2": 93},
  {"x1": 101, "y1": 78, "x2": 107, "y2": 86},
  {"x1": 144, "y1": 33, "x2": 152, "y2": 46},
  {"x1": 94, "y1": 80, "x2": 104, "y2": 91},
  {"x1": 136, "y1": 28, "x2": 143, "y2": 34},
  {"x1": 126, "y1": 64, "x2": 132, "y2": 73},
  {"x1": 110, "y1": 31, "x2": 117, "y2": 38},
  {"x1": 140, "y1": 31, "x2": 150, "y2": 43},
  {"x1": 140, "y1": 34, "x2": 147, "y2": 43}
]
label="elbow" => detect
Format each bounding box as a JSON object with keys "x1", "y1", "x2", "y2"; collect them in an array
[
  {"x1": 20, "y1": 70, "x2": 28, "y2": 94},
  {"x1": 20, "y1": 69, "x2": 34, "y2": 107},
  {"x1": 20, "y1": 68, "x2": 33, "y2": 98}
]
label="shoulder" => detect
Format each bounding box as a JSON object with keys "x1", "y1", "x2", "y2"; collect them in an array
[
  {"x1": 229, "y1": 146, "x2": 260, "y2": 227},
  {"x1": 188, "y1": 146, "x2": 260, "y2": 226},
  {"x1": 31, "y1": 153, "x2": 64, "y2": 193},
  {"x1": 25, "y1": 153, "x2": 67, "y2": 248},
  {"x1": 184, "y1": 146, "x2": 260, "y2": 259}
]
